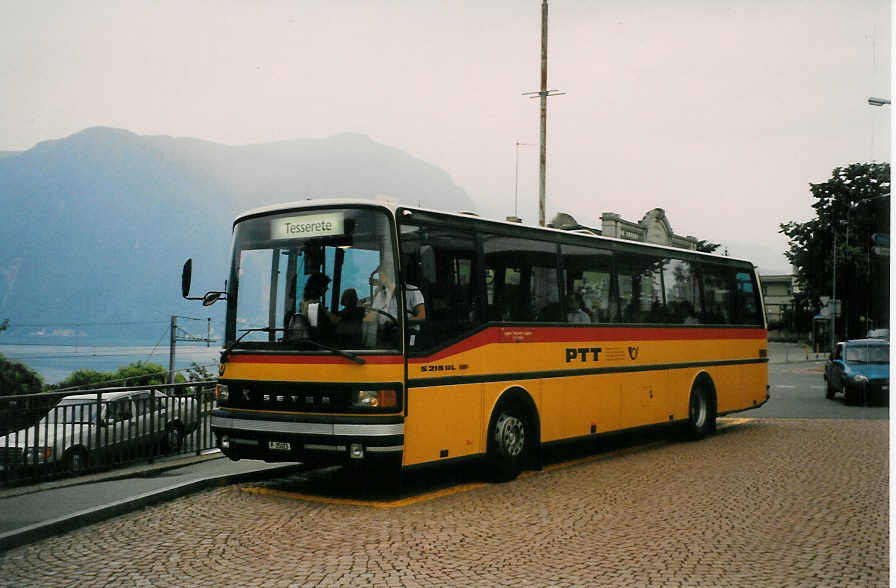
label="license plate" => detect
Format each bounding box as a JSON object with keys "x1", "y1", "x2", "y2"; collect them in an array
[{"x1": 268, "y1": 441, "x2": 291, "y2": 451}]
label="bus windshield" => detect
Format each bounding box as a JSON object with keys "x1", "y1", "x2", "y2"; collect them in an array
[{"x1": 226, "y1": 207, "x2": 399, "y2": 351}]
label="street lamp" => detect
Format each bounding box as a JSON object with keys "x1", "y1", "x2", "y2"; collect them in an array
[
  {"x1": 867, "y1": 97, "x2": 891, "y2": 106},
  {"x1": 831, "y1": 226, "x2": 838, "y2": 353},
  {"x1": 840, "y1": 204, "x2": 857, "y2": 340},
  {"x1": 835, "y1": 193, "x2": 890, "y2": 342}
]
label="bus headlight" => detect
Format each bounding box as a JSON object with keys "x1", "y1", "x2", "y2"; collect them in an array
[
  {"x1": 353, "y1": 390, "x2": 398, "y2": 409},
  {"x1": 216, "y1": 384, "x2": 229, "y2": 403},
  {"x1": 854, "y1": 375, "x2": 869, "y2": 384}
]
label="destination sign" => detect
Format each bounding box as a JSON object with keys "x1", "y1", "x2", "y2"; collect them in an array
[{"x1": 272, "y1": 213, "x2": 345, "y2": 240}]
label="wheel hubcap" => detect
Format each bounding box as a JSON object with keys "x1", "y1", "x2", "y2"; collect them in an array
[
  {"x1": 495, "y1": 413, "x2": 525, "y2": 457},
  {"x1": 691, "y1": 390, "x2": 707, "y2": 429}
]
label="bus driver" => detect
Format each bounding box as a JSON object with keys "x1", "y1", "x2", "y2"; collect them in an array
[
  {"x1": 366, "y1": 265, "x2": 426, "y2": 323},
  {"x1": 363, "y1": 265, "x2": 425, "y2": 346}
]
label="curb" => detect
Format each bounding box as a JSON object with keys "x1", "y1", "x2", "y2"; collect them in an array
[
  {"x1": 0, "y1": 462, "x2": 305, "y2": 553},
  {"x1": 0, "y1": 451, "x2": 226, "y2": 500}
]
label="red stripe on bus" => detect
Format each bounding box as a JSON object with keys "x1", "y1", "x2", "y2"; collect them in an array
[
  {"x1": 409, "y1": 326, "x2": 767, "y2": 363},
  {"x1": 228, "y1": 354, "x2": 405, "y2": 365},
  {"x1": 515, "y1": 326, "x2": 767, "y2": 343},
  {"x1": 225, "y1": 326, "x2": 766, "y2": 365}
]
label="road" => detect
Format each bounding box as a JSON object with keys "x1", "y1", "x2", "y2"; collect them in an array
[
  {"x1": 756, "y1": 361, "x2": 889, "y2": 420},
  {"x1": 0, "y1": 357, "x2": 888, "y2": 587}
]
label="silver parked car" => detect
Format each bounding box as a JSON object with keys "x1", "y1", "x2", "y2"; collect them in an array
[{"x1": 0, "y1": 389, "x2": 199, "y2": 474}]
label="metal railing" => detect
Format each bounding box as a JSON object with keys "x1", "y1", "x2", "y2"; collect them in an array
[{"x1": 0, "y1": 381, "x2": 218, "y2": 487}]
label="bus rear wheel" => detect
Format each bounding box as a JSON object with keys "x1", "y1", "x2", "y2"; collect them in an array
[
  {"x1": 487, "y1": 404, "x2": 528, "y2": 482},
  {"x1": 685, "y1": 383, "x2": 715, "y2": 440}
]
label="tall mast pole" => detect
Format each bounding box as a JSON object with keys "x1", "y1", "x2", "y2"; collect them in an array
[
  {"x1": 538, "y1": 0, "x2": 548, "y2": 227},
  {"x1": 523, "y1": 1, "x2": 564, "y2": 227}
]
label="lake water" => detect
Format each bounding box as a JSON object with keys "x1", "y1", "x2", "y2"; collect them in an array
[{"x1": 0, "y1": 343, "x2": 221, "y2": 385}]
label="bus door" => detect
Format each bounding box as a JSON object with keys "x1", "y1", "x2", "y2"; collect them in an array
[{"x1": 398, "y1": 218, "x2": 486, "y2": 466}]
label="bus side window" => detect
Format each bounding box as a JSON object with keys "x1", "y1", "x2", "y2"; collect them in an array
[
  {"x1": 702, "y1": 266, "x2": 732, "y2": 324},
  {"x1": 663, "y1": 258, "x2": 703, "y2": 324},
  {"x1": 732, "y1": 270, "x2": 761, "y2": 325},
  {"x1": 560, "y1": 244, "x2": 613, "y2": 323},
  {"x1": 399, "y1": 223, "x2": 481, "y2": 349},
  {"x1": 483, "y1": 235, "x2": 560, "y2": 323},
  {"x1": 616, "y1": 253, "x2": 666, "y2": 324}
]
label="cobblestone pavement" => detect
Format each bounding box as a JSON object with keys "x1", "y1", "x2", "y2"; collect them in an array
[{"x1": 0, "y1": 419, "x2": 887, "y2": 587}]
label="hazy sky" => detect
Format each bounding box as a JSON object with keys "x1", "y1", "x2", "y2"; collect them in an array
[{"x1": 1, "y1": 0, "x2": 890, "y2": 273}]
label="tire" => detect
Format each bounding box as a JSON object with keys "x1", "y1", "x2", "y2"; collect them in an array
[
  {"x1": 65, "y1": 448, "x2": 88, "y2": 475},
  {"x1": 164, "y1": 424, "x2": 184, "y2": 454},
  {"x1": 684, "y1": 384, "x2": 715, "y2": 440},
  {"x1": 487, "y1": 403, "x2": 529, "y2": 482}
]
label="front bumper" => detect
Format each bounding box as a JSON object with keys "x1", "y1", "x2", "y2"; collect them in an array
[
  {"x1": 210, "y1": 408, "x2": 404, "y2": 465},
  {"x1": 845, "y1": 379, "x2": 890, "y2": 404}
]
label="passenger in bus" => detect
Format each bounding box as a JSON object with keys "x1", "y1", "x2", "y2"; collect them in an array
[
  {"x1": 335, "y1": 288, "x2": 364, "y2": 347},
  {"x1": 300, "y1": 272, "x2": 338, "y2": 330},
  {"x1": 680, "y1": 301, "x2": 701, "y2": 325},
  {"x1": 566, "y1": 295, "x2": 590, "y2": 323},
  {"x1": 337, "y1": 288, "x2": 365, "y2": 322}
]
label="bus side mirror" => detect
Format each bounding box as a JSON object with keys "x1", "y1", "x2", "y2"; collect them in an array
[
  {"x1": 182, "y1": 259, "x2": 193, "y2": 298},
  {"x1": 202, "y1": 292, "x2": 222, "y2": 306},
  {"x1": 420, "y1": 245, "x2": 436, "y2": 287}
]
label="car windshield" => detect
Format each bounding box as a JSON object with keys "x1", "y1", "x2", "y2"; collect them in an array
[
  {"x1": 845, "y1": 344, "x2": 889, "y2": 364},
  {"x1": 226, "y1": 207, "x2": 400, "y2": 352},
  {"x1": 39, "y1": 399, "x2": 100, "y2": 425}
]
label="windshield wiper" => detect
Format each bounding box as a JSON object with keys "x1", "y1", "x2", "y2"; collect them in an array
[
  {"x1": 222, "y1": 327, "x2": 366, "y2": 365},
  {"x1": 297, "y1": 337, "x2": 366, "y2": 365},
  {"x1": 221, "y1": 327, "x2": 272, "y2": 361}
]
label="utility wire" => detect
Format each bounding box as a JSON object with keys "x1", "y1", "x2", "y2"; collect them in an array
[
  {"x1": 4, "y1": 320, "x2": 172, "y2": 328},
  {"x1": 145, "y1": 325, "x2": 171, "y2": 361}
]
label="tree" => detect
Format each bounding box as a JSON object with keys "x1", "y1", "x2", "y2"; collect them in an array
[
  {"x1": 51, "y1": 361, "x2": 168, "y2": 391},
  {"x1": 0, "y1": 353, "x2": 53, "y2": 434},
  {"x1": 0, "y1": 353, "x2": 44, "y2": 397},
  {"x1": 780, "y1": 162, "x2": 890, "y2": 338},
  {"x1": 695, "y1": 240, "x2": 721, "y2": 254},
  {"x1": 183, "y1": 362, "x2": 214, "y2": 382}
]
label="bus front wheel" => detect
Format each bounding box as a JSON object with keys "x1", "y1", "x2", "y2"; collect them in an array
[{"x1": 487, "y1": 403, "x2": 528, "y2": 482}]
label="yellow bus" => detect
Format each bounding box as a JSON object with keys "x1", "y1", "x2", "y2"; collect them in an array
[{"x1": 183, "y1": 200, "x2": 768, "y2": 481}]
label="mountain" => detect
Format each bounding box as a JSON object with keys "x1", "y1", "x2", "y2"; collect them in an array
[{"x1": 0, "y1": 127, "x2": 475, "y2": 344}]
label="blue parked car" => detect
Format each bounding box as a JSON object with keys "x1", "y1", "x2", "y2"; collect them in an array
[{"x1": 824, "y1": 339, "x2": 890, "y2": 405}]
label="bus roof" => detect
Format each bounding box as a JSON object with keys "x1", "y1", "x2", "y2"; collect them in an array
[{"x1": 233, "y1": 198, "x2": 757, "y2": 267}]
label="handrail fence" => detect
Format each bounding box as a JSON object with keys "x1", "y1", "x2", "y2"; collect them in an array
[{"x1": 0, "y1": 381, "x2": 218, "y2": 487}]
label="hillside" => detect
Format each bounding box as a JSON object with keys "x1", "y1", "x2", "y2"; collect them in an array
[{"x1": 0, "y1": 127, "x2": 474, "y2": 344}]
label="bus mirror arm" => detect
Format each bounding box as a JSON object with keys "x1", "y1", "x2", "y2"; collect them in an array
[
  {"x1": 201, "y1": 291, "x2": 227, "y2": 306},
  {"x1": 182, "y1": 258, "x2": 227, "y2": 306}
]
